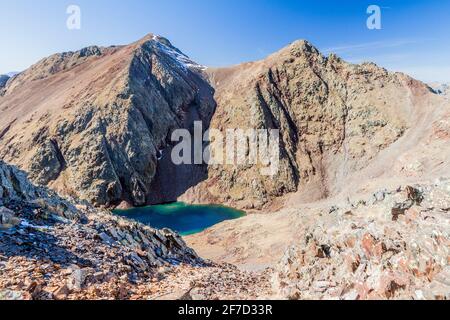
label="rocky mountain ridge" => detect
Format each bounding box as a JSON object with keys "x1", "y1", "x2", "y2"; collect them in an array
[{"x1": 0, "y1": 35, "x2": 442, "y2": 210}]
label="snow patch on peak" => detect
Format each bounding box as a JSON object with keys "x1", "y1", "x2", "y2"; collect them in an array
[{"x1": 149, "y1": 36, "x2": 207, "y2": 72}]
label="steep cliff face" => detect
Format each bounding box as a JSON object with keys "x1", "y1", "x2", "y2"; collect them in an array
[
  {"x1": 181, "y1": 40, "x2": 435, "y2": 209},
  {"x1": 0, "y1": 34, "x2": 215, "y2": 207}
]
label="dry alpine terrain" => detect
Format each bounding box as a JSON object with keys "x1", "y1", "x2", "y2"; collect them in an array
[{"x1": 1, "y1": 34, "x2": 449, "y2": 300}]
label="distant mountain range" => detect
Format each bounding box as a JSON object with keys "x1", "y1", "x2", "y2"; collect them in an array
[
  {"x1": 0, "y1": 71, "x2": 19, "y2": 78},
  {"x1": 428, "y1": 82, "x2": 449, "y2": 96},
  {"x1": 0, "y1": 75, "x2": 9, "y2": 88},
  {"x1": 0, "y1": 72, "x2": 19, "y2": 88},
  {"x1": 5, "y1": 72, "x2": 19, "y2": 77}
]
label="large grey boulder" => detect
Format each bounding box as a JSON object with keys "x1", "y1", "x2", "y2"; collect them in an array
[{"x1": 0, "y1": 206, "x2": 20, "y2": 229}]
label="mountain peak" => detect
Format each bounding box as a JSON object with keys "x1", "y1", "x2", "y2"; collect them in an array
[
  {"x1": 287, "y1": 39, "x2": 321, "y2": 55},
  {"x1": 133, "y1": 33, "x2": 206, "y2": 72},
  {"x1": 135, "y1": 33, "x2": 176, "y2": 50},
  {"x1": 262, "y1": 39, "x2": 323, "y2": 64},
  {"x1": 289, "y1": 39, "x2": 315, "y2": 50}
]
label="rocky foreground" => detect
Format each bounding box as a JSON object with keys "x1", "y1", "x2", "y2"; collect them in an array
[
  {"x1": 1, "y1": 159, "x2": 448, "y2": 300},
  {"x1": 188, "y1": 180, "x2": 450, "y2": 300},
  {"x1": 272, "y1": 181, "x2": 450, "y2": 300},
  {"x1": 0, "y1": 161, "x2": 274, "y2": 300}
]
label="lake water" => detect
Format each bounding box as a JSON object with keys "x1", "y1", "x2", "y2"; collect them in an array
[{"x1": 114, "y1": 202, "x2": 245, "y2": 236}]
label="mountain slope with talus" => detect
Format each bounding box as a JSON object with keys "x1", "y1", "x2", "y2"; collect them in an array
[
  {"x1": 185, "y1": 43, "x2": 450, "y2": 298},
  {"x1": 182, "y1": 40, "x2": 448, "y2": 210},
  {"x1": 0, "y1": 160, "x2": 208, "y2": 300},
  {"x1": 0, "y1": 161, "x2": 272, "y2": 301}
]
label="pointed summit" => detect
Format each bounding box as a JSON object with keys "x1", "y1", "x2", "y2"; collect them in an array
[
  {"x1": 132, "y1": 33, "x2": 206, "y2": 72},
  {"x1": 135, "y1": 33, "x2": 173, "y2": 47}
]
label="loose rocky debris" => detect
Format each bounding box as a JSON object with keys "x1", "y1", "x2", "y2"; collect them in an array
[
  {"x1": 180, "y1": 264, "x2": 273, "y2": 300},
  {"x1": 0, "y1": 213, "x2": 272, "y2": 301},
  {"x1": 1, "y1": 159, "x2": 449, "y2": 300},
  {"x1": 0, "y1": 161, "x2": 205, "y2": 300},
  {"x1": 272, "y1": 180, "x2": 450, "y2": 300},
  {"x1": 0, "y1": 206, "x2": 20, "y2": 229},
  {"x1": 0, "y1": 161, "x2": 272, "y2": 301},
  {"x1": 0, "y1": 202, "x2": 207, "y2": 299}
]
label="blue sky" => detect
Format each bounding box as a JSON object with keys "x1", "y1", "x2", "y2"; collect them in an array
[{"x1": 0, "y1": 0, "x2": 449, "y2": 82}]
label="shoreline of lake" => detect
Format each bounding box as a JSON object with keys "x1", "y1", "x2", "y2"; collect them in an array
[{"x1": 113, "y1": 202, "x2": 246, "y2": 236}]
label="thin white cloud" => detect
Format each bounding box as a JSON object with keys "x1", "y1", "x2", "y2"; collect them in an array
[
  {"x1": 395, "y1": 66, "x2": 450, "y2": 83},
  {"x1": 347, "y1": 53, "x2": 411, "y2": 64},
  {"x1": 322, "y1": 39, "x2": 417, "y2": 55},
  {"x1": 322, "y1": 39, "x2": 450, "y2": 83}
]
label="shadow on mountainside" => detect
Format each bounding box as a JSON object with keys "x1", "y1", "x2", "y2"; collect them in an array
[{"x1": 147, "y1": 98, "x2": 215, "y2": 205}]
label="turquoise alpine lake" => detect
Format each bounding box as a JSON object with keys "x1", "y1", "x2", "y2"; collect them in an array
[{"x1": 113, "y1": 202, "x2": 246, "y2": 236}]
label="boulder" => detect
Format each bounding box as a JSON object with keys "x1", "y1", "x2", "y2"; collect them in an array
[
  {"x1": 0, "y1": 290, "x2": 32, "y2": 300},
  {"x1": 0, "y1": 206, "x2": 20, "y2": 229}
]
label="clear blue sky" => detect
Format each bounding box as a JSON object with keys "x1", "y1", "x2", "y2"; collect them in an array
[{"x1": 1, "y1": 0, "x2": 449, "y2": 82}]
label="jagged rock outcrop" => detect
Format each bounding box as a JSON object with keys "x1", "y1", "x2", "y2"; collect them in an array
[
  {"x1": 182, "y1": 40, "x2": 437, "y2": 209},
  {"x1": 0, "y1": 160, "x2": 199, "y2": 260},
  {"x1": 0, "y1": 160, "x2": 81, "y2": 220},
  {"x1": 271, "y1": 181, "x2": 450, "y2": 300},
  {"x1": 0, "y1": 34, "x2": 215, "y2": 207}
]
